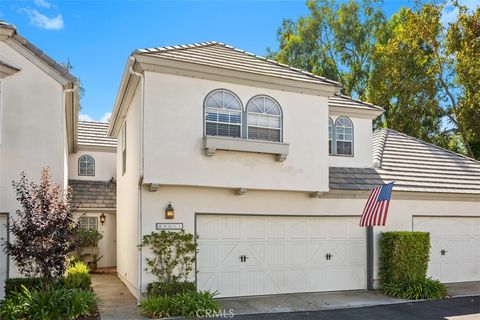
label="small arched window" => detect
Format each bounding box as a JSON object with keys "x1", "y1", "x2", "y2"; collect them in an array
[
  {"x1": 335, "y1": 117, "x2": 353, "y2": 155},
  {"x1": 246, "y1": 95, "x2": 282, "y2": 142},
  {"x1": 328, "y1": 117, "x2": 333, "y2": 155},
  {"x1": 204, "y1": 89, "x2": 242, "y2": 138},
  {"x1": 78, "y1": 154, "x2": 95, "y2": 176}
]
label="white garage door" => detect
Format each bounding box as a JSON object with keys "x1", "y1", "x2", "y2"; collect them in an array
[
  {"x1": 413, "y1": 217, "x2": 480, "y2": 283},
  {"x1": 197, "y1": 215, "x2": 366, "y2": 297},
  {"x1": 0, "y1": 215, "x2": 7, "y2": 300}
]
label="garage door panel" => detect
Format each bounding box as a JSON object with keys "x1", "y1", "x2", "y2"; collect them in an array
[
  {"x1": 197, "y1": 215, "x2": 367, "y2": 297},
  {"x1": 413, "y1": 217, "x2": 480, "y2": 283}
]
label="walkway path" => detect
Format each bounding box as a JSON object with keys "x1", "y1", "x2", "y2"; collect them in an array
[{"x1": 91, "y1": 274, "x2": 147, "y2": 320}]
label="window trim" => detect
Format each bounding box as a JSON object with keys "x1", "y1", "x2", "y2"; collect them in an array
[
  {"x1": 78, "y1": 154, "x2": 95, "y2": 176},
  {"x1": 203, "y1": 88, "x2": 243, "y2": 139},
  {"x1": 330, "y1": 116, "x2": 354, "y2": 157},
  {"x1": 245, "y1": 94, "x2": 283, "y2": 143}
]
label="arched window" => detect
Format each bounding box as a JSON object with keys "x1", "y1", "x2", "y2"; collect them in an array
[
  {"x1": 335, "y1": 117, "x2": 353, "y2": 155},
  {"x1": 78, "y1": 154, "x2": 95, "y2": 176},
  {"x1": 204, "y1": 89, "x2": 242, "y2": 138},
  {"x1": 328, "y1": 117, "x2": 333, "y2": 155},
  {"x1": 246, "y1": 95, "x2": 282, "y2": 142}
]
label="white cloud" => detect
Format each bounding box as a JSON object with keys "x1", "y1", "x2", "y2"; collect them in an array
[
  {"x1": 79, "y1": 114, "x2": 93, "y2": 121},
  {"x1": 100, "y1": 112, "x2": 112, "y2": 123},
  {"x1": 79, "y1": 113, "x2": 112, "y2": 123},
  {"x1": 33, "y1": 0, "x2": 53, "y2": 9},
  {"x1": 442, "y1": 0, "x2": 480, "y2": 26},
  {"x1": 20, "y1": 8, "x2": 63, "y2": 30}
]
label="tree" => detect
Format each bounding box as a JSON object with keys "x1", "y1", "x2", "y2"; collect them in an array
[
  {"x1": 368, "y1": 6, "x2": 444, "y2": 144},
  {"x1": 446, "y1": 3, "x2": 480, "y2": 158},
  {"x1": 270, "y1": 0, "x2": 386, "y2": 97},
  {"x1": 4, "y1": 168, "x2": 78, "y2": 279}
]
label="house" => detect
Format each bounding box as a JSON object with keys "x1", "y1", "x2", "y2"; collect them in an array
[
  {"x1": 0, "y1": 22, "x2": 116, "y2": 297},
  {"x1": 108, "y1": 41, "x2": 480, "y2": 299},
  {"x1": 68, "y1": 121, "x2": 117, "y2": 268},
  {"x1": 0, "y1": 21, "x2": 78, "y2": 296}
]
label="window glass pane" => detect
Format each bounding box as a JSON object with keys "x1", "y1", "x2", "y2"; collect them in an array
[
  {"x1": 336, "y1": 141, "x2": 352, "y2": 155},
  {"x1": 248, "y1": 127, "x2": 280, "y2": 142}
]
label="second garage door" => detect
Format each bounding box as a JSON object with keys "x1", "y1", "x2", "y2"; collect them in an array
[
  {"x1": 197, "y1": 215, "x2": 366, "y2": 297},
  {"x1": 413, "y1": 216, "x2": 480, "y2": 283}
]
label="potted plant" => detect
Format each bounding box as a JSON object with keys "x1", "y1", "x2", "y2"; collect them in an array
[{"x1": 76, "y1": 228, "x2": 104, "y2": 271}]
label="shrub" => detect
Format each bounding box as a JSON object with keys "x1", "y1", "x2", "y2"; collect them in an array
[
  {"x1": 147, "y1": 281, "x2": 196, "y2": 297},
  {"x1": 379, "y1": 231, "x2": 430, "y2": 284},
  {"x1": 64, "y1": 261, "x2": 91, "y2": 290},
  {"x1": 4, "y1": 277, "x2": 68, "y2": 298},
  {"x1": 4, "y1": 168, "x2": 78, "y2": 280},
  {"x1": 383, "y1": 277, "x2": 447, "y2": 300},
  {"x1": 0, "y1": 286, "x2": 100, "y2": 320},
  {"x1": 140, "y1": 291, "x2": 219, "y2": 319},
  {"x1": 140, "y1": 230, "x2": 198, "y2": 283}
]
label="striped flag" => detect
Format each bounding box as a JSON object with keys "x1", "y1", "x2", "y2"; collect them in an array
[{"x1": 360, "y1": 182, "x2": 394, "y2": 227}]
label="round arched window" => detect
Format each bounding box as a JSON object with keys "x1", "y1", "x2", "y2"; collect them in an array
[
  {"x1": 334, "y1": 117, "x2": 353, "y2": 155},
  {"x1": 78, "y1": 154, "x2": 95, "y2": 176},
  {"x1": 204, "y1": 89, "x2": 242, "y2": 138},
  {"x1": 246, "y1": 95, "x2": 282, "y2": 142}
]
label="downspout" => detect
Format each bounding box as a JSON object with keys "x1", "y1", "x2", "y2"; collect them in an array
[
  {"x1": 127, "y1": 57, "x2": 145, "y2": 301},
  {"x1": 63, "y1": 83, "x2": 78, "y2": 188}
]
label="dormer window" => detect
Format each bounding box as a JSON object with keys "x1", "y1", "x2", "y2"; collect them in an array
[
  {"x1": 334, "y1": 117, "x2": 353, "y2": 156},
  {"x1": 78, "y1": 154, "x2": 95, "y2": 176},
  {"x1": 204, "y1": 89, "x2": 242, "y2": 138}
]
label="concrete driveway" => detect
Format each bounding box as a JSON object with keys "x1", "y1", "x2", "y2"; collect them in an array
[
  {"x1": 219, "y1": 282, "x2": 480, "y2": 316},
  {"x1": 231, "y1": 296, "x2": 480, "y2": 320}
]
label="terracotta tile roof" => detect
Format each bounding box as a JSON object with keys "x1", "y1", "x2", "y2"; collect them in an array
[
  {"x1": 135, "y1": 41, "x2": 342, "y2": 87},
  {"x1": 78, "y1": 121, "x2": 116, "y2": 148},
  {"x1": 69, "y1": 180, "x2": 116, "y2": 209},
  {"x1": 330, "y1": 129, "x2": 480, "y2": 194}
]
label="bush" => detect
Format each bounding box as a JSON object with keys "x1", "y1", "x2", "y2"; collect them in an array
[
  {"x1": 147, "y1": 281, "x2": 196, "y2": 297},
  {"x1": 383, "y1": 277, "x2": 447, "y2": 300},
  {"x1": 0, "y1": 286, "x2": 100, "y2": 320},
  {"x1": 64, "y1": 261, "x2": 91, "y2": 290},
  {"x1": 379, "y1": 231, "x2": 430, "y2": 284},
  {"x1": 4, "y1": 277, "x2": 69, "y2": 297},
  {"x1": 140, "y1": 291, "x2": 219, "y2": 318},
  {"x1": 140, "y1": 230, "x2": 197, "y2": 282}
]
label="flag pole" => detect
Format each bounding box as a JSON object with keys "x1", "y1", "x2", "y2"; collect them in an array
[{"x1": 366, "y1": 225, "x2": 374, "y2": 290}]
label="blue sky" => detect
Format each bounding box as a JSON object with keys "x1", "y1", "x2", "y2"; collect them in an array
[{"x1": 0, "y1": 0, "x2": 475, "y2": 121}]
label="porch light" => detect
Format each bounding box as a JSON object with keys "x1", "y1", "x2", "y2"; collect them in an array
[
  {"x1": 100, "y1": 213, "x2": 106, "y2": 225},
  {"x1": 165, "y1": 202, "x2": 175, "y2": 220}
]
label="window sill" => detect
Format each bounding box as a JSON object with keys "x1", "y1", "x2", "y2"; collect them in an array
[{"x1": 203, "y1": 136, "x2": 289, "y2": 162}]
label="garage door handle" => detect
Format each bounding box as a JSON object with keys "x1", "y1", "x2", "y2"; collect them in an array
[
  {"x1": 239, "y1": 255, "x2": 249, "y2": 262},
  {"x1": 441, "y1": 250, "x2": 447, "y2": 255}
]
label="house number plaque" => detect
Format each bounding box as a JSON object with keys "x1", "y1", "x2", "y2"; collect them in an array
[{"x1": 156, "y1": 223, "x2": 183, "y2": 230}]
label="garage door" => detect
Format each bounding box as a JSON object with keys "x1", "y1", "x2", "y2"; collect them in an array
[
  {"x1": 413, "y1": 217, "x2": 480, "y2": 283},
  {"x1": 197, "y1": 215, "x2": 366, "y2": 297},
  {"x1": 0, "y1": 215, "x2": 7, "y2": 300}
]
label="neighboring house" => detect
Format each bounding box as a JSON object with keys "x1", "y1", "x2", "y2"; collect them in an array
[
  {"x1": 68, "y1": 121, "x2": 117, "y2": 268},
  {"x1": 0, "y1": 22, "x2": 117, "y2": 297},
  {"x1": 109, "y1": 42, "x2": 480, "y2": 299},
  {"x1": 0, "y1": 22, "x2": 79, "y2": 297}
]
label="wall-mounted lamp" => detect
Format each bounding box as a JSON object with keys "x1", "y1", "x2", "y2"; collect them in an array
[
  {"x1": 100, "y1": 213, "x2": 106, "y2": 225},
  {"x1": 165, "y1": 202, "x2": 175, "y2": 220}
]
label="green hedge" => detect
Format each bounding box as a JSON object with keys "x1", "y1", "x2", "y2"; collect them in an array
[
  {"x1": 379, "y1": 231, "x2": 430, "y2": 283},
  {"x1": 4, "y1": 278, "x2": 50, "y2": 297}
]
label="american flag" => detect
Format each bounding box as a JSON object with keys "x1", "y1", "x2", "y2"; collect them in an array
[{"x1": 360, "y1": 182, "x2": 394, "y2": 227}]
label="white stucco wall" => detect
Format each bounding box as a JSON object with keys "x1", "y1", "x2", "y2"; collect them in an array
[
  {"x1": 142, "y1": 72, "x2": 330, "y2": 192},
  {"x1": 0, "y1": 41, "x2": 66, "y2": 221},
  {"x1": 328, "y1": 116, "x2": 373, "y2": 168},
  {"x1": 68, "y1": 149, "x2": 116, "y2": 181},
  {"x1": 137, "y1": 185, "x2": 480, "y2": 296},
  {"x1": 116, "y1": 84, "x2": 142, "y2": 297},
  {"x1": 75, "y1": 211, "x2": 117, "y2": 268}
]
